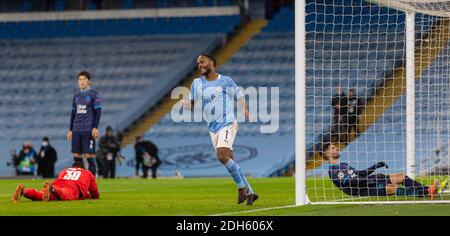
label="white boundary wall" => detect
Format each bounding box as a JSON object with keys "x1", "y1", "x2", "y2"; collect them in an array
[{"x1": 0, "y1": 6, "x2": 240, "y2": 22}]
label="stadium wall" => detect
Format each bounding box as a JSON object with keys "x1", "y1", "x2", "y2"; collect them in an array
[{"x1": 0, "y1": 6, "x2": 240, "y2": 21}]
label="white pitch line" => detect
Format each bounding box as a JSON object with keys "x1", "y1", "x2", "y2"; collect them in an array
[
  {"x1": 208, "y1": 197, "x2": 374, "y2": 216},
  {"x1": 335, "y1": 196, "x2": 372, "y2": 202},
  {"x1": 209, "y1": 205, "x2": 299, "y2": 216}
]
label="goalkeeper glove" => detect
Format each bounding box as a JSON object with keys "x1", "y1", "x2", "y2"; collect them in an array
[{"x1": 375, "y1": 162, "x2": 388, "y2": 169}]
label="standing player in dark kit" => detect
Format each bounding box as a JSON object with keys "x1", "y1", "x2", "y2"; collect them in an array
[{"x1": 67, "y1": 71, "x2": 102, "y2": 176}]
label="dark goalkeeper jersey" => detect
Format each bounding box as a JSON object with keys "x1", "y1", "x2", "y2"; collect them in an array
[
  {"x1": 328, "y1": 162, "x2": 390, "y2": 196},
  {"x1": 329, "y1": 163, "x2": 358, "y2": 191}
]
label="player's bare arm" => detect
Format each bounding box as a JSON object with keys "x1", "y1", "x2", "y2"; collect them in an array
[
  {"x1": 92, "y1": 128, "x2": 100, "y2": 139},
  {"x1": 181, "y1": 99, "x2": 195, "y2": 110},
  {"x1": 67, "y1": 131, "x2": 73, "y2": 141},
  {"x1": 238, "y1": 97, "x2": 252, "y2": 122}
]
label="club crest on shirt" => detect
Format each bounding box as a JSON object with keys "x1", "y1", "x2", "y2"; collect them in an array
[
  {"x1": 337, "y1": 172, "x2": 344, "y2": 180},
  {"x1": 348, "y1": 169, "x2": 357, "y2": 178}
]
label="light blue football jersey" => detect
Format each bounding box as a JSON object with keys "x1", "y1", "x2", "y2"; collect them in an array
[{"x1": 189, "y1": 74, "x2": 244, "y2": 133}]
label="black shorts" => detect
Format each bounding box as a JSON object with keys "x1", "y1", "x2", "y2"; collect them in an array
[
  {"x1": 71, "y1": 132, "x2": 96, "y2": 155},
  {"x1": 350, "y1": 174, "x2": 392, "y2": 197},
  {"x1": 357, "y1": 187, "x2": 388, "y2": 197}
]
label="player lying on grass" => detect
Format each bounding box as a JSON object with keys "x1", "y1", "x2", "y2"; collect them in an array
[
  {"x1": 12, "y1": 162, "x2": 99, "y2": 203},
  {"x1": 321, "y1": 143, "x2": 448, "y2": 199}
]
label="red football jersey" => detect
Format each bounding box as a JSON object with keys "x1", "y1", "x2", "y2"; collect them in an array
[{"x1": 54, "y1": 167, "x2": 99, "y2": 199}]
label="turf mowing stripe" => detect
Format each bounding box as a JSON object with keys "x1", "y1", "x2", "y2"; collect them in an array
[
  {"x1": 0, "y1": 188, "x2": 138, "y2": 197},
  {"x1": 208, "y1": 205, "x2": 298, "y2": 216},
  {"x1": 101, "y1": 189, "x2": 137, "y2": 192}
]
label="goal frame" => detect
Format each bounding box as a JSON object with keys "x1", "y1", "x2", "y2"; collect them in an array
[{"x1": 295, "y1": 0, "x2": 450, "y2": 205}]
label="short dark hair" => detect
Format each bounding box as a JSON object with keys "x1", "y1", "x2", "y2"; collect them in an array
[
  {"x1": 199, "y1": 53, "x2": 217, "y2": 67},
  {"x1": 106, "y1": 126, "x2": 113, "y2": 132},
  {"x1": 320, "y1": 142, "x2": 332, "y2": 160},
  {"x1": 78, "y1": 71, "x2": 91, "y2": 80},
  {"x1": 348, "y1": 88, "x2": 356, "y2": 95},
  {"x1": 72, "y1": 162, "x2": 85, "y2": 169},
  {"x1": 42, "y1": 137, "x2": 49, "y2": 142}
]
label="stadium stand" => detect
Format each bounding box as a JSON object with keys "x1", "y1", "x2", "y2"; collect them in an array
[
  {"x1": 0, "y1": 35, "x2": 221, "y2": 140},
  {"x1": 0, "y1": 9, "x2": 241, "y2": 176},
  {"x1": 116, "y1": 5, "x2": 294, "y2": 177},
  {"x1": 0, "y1": 15, "x2": 241, "y2": 39},
  {"x1": 116, "y1": 0, "x2": 438, "y2": 178},
  {"x1": 0, "y1": 0, "x2": 439, "y2": 178}
]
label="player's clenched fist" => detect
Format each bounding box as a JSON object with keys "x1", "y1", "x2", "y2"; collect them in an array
[
  {"x1": 181, "y1": 99, "x2": 192, "y2": 110},
  {"x1": 92, "y1": 128, "x2": 100, "y2": 139},
  {"x1": 67, "y1": 131, "x2": 73, "y2": 141}
]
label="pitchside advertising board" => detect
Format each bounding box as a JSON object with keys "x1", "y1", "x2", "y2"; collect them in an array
[
  {"x1": 0, "y1": 135, "x2": 294, "y2": 178},
  {"x1": 115, "y1": 135, "x2": 295, "y2": 177}
]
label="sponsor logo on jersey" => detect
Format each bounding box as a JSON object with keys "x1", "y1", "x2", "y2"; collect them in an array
[
  {"x1": 337, "y1": 172, "x2": 345, "y2": 180},
  {"x1": 77, "y1": 104, "x2": 87, "y2": 114}
]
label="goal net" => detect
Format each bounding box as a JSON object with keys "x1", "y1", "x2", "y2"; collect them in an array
[{"x1": 303, "y1": 0, "x2": 450, "y2": 204}]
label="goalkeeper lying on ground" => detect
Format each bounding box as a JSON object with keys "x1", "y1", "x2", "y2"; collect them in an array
[{"x1": 321, "y1": 143, "x2": 448, "y2": 199}]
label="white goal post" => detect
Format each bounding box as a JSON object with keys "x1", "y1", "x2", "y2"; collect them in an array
[
  {"x1": 296, "y1": 0, "x2": 450, "y2": 205},
  {"x1": 295, "y1": 0, "x2": 307, "y2": 206}
]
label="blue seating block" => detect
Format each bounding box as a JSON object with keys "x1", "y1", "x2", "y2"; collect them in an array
[{"x1": 0, "y1": 15, "x2": 241, "y2": 39}]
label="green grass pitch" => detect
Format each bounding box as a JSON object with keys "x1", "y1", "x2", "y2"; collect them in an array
[{"x1": 1, "y1": 177, "x2": 450, "y2": 216}]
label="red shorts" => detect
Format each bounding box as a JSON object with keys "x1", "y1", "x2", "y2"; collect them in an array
[
  {"x1": 23, "y1": 181, "x2": 81, "y2": 201},
  {"x1": 51, "y1": 180, "x2": 81, "y2": 201}
]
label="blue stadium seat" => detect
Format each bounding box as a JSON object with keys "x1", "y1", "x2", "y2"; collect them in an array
[
  {"x1": 0, "y1": 15, "x2": 241, "y2": 39},
  {"x1": 0, "y1": 33, "x2": 223, "y2": 150}
]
